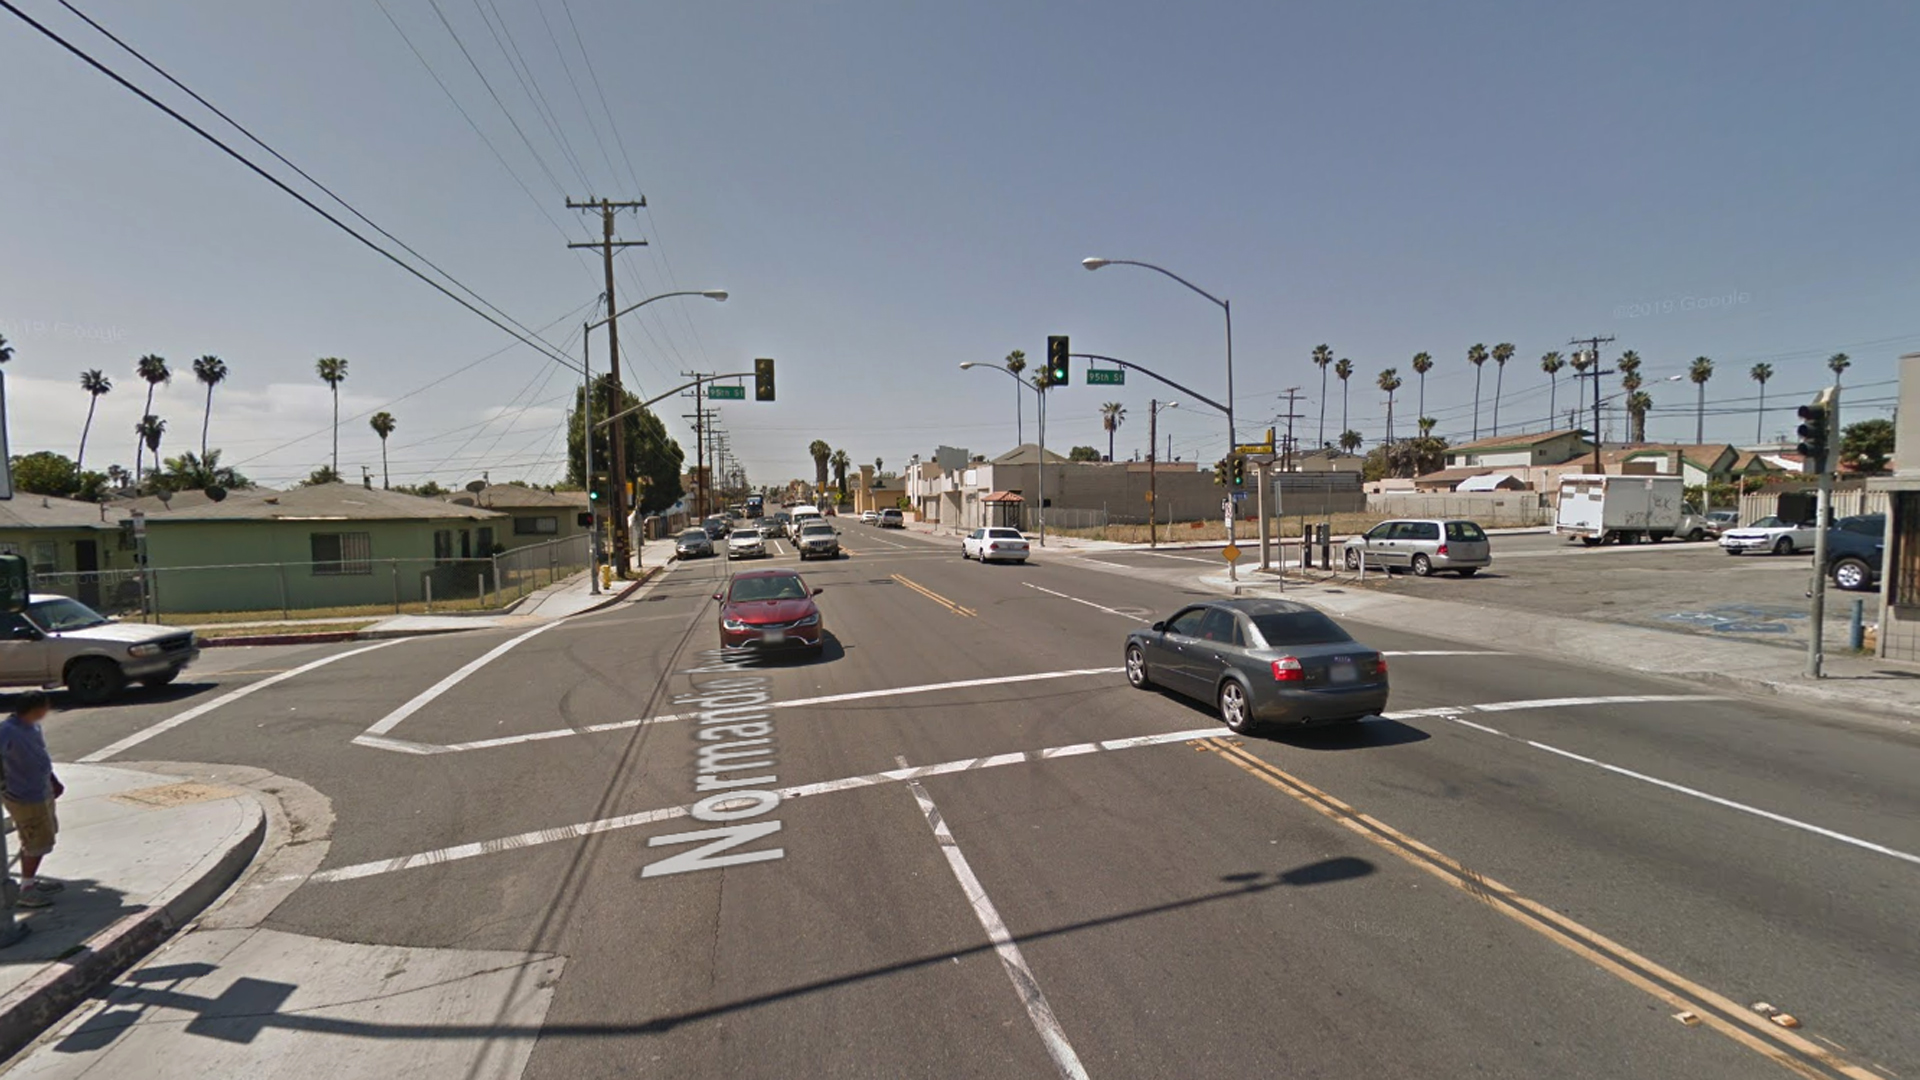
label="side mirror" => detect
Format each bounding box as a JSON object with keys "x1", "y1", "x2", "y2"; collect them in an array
[
  {"x1": 711, "y1": 593, "x2": 723, "y2": 602},
  {"x1": 1150, "y1": 621, "x2": 1166, "y2": 633},
  {"x1": 9, "y1": 625, "x2": 40, "y2": 641},
  {"x1": 811, "y1": 587, "x2": 824, "y2": 596}
]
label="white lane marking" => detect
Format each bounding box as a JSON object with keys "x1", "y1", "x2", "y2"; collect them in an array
[
  {"x1": 1429, "y1": 715, "x2": 1920, "y2": 869},
  {"x1": 436, "y1": 667, "x2": 1126, "y2": 752},
  {"x1": 1020, "y1": 582, "x2": 1150, "y2": 621},
  {"x1": 313, "y1": 726, "x2": 1225, "y2": 883},
  {"x1": 1145, "y1": 552, "x2": 1213, "y2": 564},
  {"x1": 862, "y1": 532, "x2": 908, "y2": 549},
  {"x1": 1381, "y1": 650, "x2": 1512, "y2": 657},
  {"x1": 906, "y1": 779, "x2": 1090, "y2": 1080},
  {"x1": 79, "y1": 640, "x2": 405, "y2": 763},
  {"x1": 1381, "y1": 694, "x2": 1724, "y2": 722},
  {"x1": 356, "y1": 622, "x2": 563, "y2": 741},
  {"x1": 1076, "y1": 559, "x2": 1139, "y2": 572}
]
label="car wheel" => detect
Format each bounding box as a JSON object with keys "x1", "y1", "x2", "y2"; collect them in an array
[
  {"x1": 1456, "y1": 568, "x2": 1479, "y2": 577},
  {"x1": 1833, "y1": 558, "x2": 1871, "y2": 591},
  {"x1": 139, "y1": 669, "x2": 181, "y2": 689},
  {"x1": 1410, "y1": 554, "x2": 1433, "y2": 577},
  {"x1": 1773, "y1": 537, "x2": 1794, "y2": 555},
  {"x1": 1344, "y1": 548, "x2": 1360, "y2": 570},
  {"x1": 66, "y1": 657, "x2": 126, "y2": 705},
  {"x1": 1218, "y1": 679, "x2": 1257, "y2": 734},
  {"x1": 1125, "y1": 644, "x2": 1151, "y2": 689},
  {"x1": 1687, "y1": 529, "x2": 1706, "y2": 542}
]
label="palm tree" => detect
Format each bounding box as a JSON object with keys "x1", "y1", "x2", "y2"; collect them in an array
[
  {"x1": 135, "y1": 415, "x2": 166, "y2": 488},
  {"x1": 1338, "y1": 429, "x2": 1363, "y2": 454},
  {"x1": 0, "y1": 334, "x2": 12, "y2": 364},
  {"x1": 315, "y1": 357, "x2": 348, "y2": 476},
  {"x1": 1005, "y1": 349, "x2": 1028, "y2": 444},
  {"x1": 1627, "y1": 391, "x2": 1653, "y2": 444},
  {"x1": 1334, "y1": 357, "x2": 1354, "y2": 441},
  {"x1": 1616, "y1": 351, "x2": 1642, "y2": 446},
  {"x1": 1377, "y1": 368, "x2": 1402, "y2": 443},
  {"x1": 133, "y1": 354, "x2": 170, "y2": 482},
  {"x1": 809, "y1": 440, "x2": 831, "y2": 492},
  {"x1": 106, "y1": 464, "x2": 131, "y2": 490},
  {"x1": 1312, "y1": 345, "x2": 1333, "y2": 447},
  {"x1": 829, "y1": 448, "x2": 850, "y2": 497},
  {"x1": 1748, "y1": 363, "x2": 1773, "y2": 442},
  {"x1": 1411, "y1": 352, "x2": 1434, "y2": 421},
  {"x1": 191, "y1": 354, "x2": 228, "y2": 463},
  {"x1": 1489, "y1": 343, "x2": 1515, "y2": 435},
  {"x1": 1827, "y1": 352, "x2": 1850, "y2": 392},
  {"x1": 1539, "y1": 351, "x2": 1565, "y2": 422},
  {"x1": 1417, "y1": 416, "x2": 1437, "y2": 437},
  {"x1": 1100, "y1": 402, "x2": 1126, "y2": 462},
  {"x1": 875, "y1": 457, "x2": 884, "y2": 475},
  {"x1": 77, "y1": 369, "x2": 112, "y2": 470},
  {"x1": 1466, "y1": 344, "x2": 1488, "y2": 440},
  {"x1": 1568, "y1": 350, "x2": 1594, "y2": 428},
  {"x1": 1689, "y1": 356, "x2": 1715, "y2": 444},
  {"x1": 370, "y1": 411, "x2": 397, "y2": 489}
]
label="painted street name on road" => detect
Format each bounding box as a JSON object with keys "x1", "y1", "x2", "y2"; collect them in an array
[{"x1": 642, "y1": 651, "x2": 788, "y2": 878}]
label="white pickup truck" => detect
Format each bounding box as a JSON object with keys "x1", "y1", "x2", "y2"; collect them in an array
[{"x1": 1555, "y1": 474, "x2": 1713, "y2": 545}]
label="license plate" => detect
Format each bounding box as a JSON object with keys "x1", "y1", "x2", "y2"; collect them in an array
[
  {"x1": 762, "y1": 630, "x2": 786, "y2": 645},
  {"x1": 1329, "y1": 664, "x2": 1357, "y2": 684}
]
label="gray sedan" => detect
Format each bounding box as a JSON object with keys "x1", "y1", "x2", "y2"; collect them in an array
[{"x1": 1124, "y1": 598, "x2": 1389, "y2": 733}]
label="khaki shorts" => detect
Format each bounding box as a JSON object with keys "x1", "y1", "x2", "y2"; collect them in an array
[{"x1": 4, "y1": 798, "x2": 57, "y2": 858}]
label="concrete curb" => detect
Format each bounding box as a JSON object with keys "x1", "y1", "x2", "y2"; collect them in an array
[{"x1": 0, "y1": 788, "x2": 268, "y2": 1061}]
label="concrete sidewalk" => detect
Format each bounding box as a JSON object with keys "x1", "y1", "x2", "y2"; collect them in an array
[
  {"x1": 1202, "y1": 570, "x2": 1920, "y2": 730},
  {"x1": 0, "y1": 765, "x2": 266, "y2": 1060}
]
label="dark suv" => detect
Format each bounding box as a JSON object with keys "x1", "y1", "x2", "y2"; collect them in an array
[{"x1": 1823, "y1": 514, "x2": 1885, "y2": 592}]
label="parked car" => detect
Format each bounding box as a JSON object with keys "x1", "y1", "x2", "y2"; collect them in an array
[
  {"x1": 701, "y1": 516, "x2": 731, "y2": 540},
  {"x1": 728, "y1": 527, "x2": 768, "y2": 560},
  {"x1": 714, "y1": 569, "x2": 825, "y2": 656},
  {"x1": 1341, "y1": 519, "x2": 1491, "y2": 577},
  {"x1": 676, "y1": 528, "x2": 715, "y2": 559},
  {"x1": 0, "y1": 594, "x2": 199, "y2": 705},
  {"x1": 878, "y1": 509, "x2": 905, "y2": 529},
  {"x1": 1704, "y1": 510, "x2": 1740, "y2": 537},
  {"x1": 1123, "y1": 598, "x2": 1388, "y2": 733},
  {"x1": 1823, "y1": 514, "x2": 1886, "y2": 591},
  {"x1": 860, "y1": 510, "x2": 880, "y2": 524},
  {"x1": 1718, "y1": 516, "x2": 1816, "y2": 555},
  {"x1": 963, "y1": 527, "x2": 1030, "y2": 564},
  {"x1": 796, "y1": 521, "x2": 842, "y2": 560}
]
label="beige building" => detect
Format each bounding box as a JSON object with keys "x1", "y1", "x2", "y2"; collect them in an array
[{"x1": 1868, "y1": 352, "x2": 1920, "y2": 663}]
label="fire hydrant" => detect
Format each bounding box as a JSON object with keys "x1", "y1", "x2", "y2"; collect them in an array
[{"x1": 601, "y1": 565, "x2": 613, "y2": 589}]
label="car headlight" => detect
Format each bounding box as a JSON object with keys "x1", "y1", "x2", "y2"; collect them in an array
[
  {"x1": 794, "y1": 613, "x2": 820, "y2": 627},
  {"x1": 128, "y1": 642, "x2": 163, "y2": 658},
  {"x1": 722, "y1": 618, "x2": 749, "y2": 631}
]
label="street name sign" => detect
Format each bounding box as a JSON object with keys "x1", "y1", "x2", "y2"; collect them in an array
[
  {"x1": 1086, "y1": 369, "x2": 1125, "y2": 385},
  {"x1": 708, "y1": 385, "x2": 746, "y2": 400}
]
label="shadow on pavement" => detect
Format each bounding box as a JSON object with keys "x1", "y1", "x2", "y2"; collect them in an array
[
  {"x1": 52, "y1": 682, "x2": 220, "y2": 710},
  {"x1": 1264, "y1": 717, "x2": 1431, "y2": 750},
  {"x1": 1, "y1": 878, "x2": 144, "y2": 964}
]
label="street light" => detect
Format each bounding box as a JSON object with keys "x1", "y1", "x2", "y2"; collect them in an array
[
  {"x1": 582, "y1": 288, "x2": 728, "y2": 587},
  {"x1": 959, "y1": 361, "x2": 1049, "y2": 546}
]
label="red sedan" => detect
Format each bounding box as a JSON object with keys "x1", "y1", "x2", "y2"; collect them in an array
[{"x1": 714, "y1": 569, "x2": 826, "y2": 655}]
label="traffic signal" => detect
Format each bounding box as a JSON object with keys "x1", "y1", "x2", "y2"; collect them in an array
[
  {"x1": 1045, "y1": 335, "x2": 1069, "y2": 388},
  {"x1": 1796, "y1": 388, "x2": 1834, "y2": 474},
  {"x1": 754, "y1": 357, "x2": 776, "y2": 401},
  {"x1": 1229, "y1": 453, "x2": 1246, "y2": 487},
  {"x1": 576, "y1": 511, "x2": 594, "y2": 527},
  {"x1": 1213, "y1": 458, "x2": 1230, "y2": 486}
]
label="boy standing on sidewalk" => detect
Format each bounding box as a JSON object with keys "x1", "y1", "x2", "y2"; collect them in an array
[{"x1": 1, "y1": 692, "x2": 64, "y2": 908}]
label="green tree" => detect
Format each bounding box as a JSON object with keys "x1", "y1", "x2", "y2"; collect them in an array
[
  {"x1": 315, "y1": 357, "x2": 348, "y2": 476},
  {"x1": 1418, "y1": 416, "x2": 1437, "y2": 437},
  {"x1": 1827, "y1": 351, "x2": 1851, "y2": 389},
  {"x1": 0, "y1": 333, "x2": 12, "y2": 365},
  {"x1": 133, "y1": 353, "x2": 169, "y2": 483},
  {"x1": 1627, "y1": 390, "x2": 1653, "y2": 444},
  {"x1": 1100, "y1": 401, "x2": 1126, "y2": 462},
  {"x1": 1362, "y1": 431, "x2": 1449, "y2": 481},
  {"x1": 157, "y1": 449, "x2": 250, "y2": 493},
  {"x1": 1539, "y1": 351, "x2": 1564, "y2": 423},
  {"x1": 1840, "y1": 419, "x2": 1895, "y2": 474},
  {"x1": 370, "y1": 411, "x2": 397, "y2": 490},
  {"x1": 1068, "y1": 445, "x2": 1101, "y2": 462},
  {"x1": 77, "y1": 369, "x2": 112, "y2": 470},
  {"x1": 1334, "y1": 357, "x2": 1355, "y2": 440},
  {"x1": 830, "y1": 448, "x2": 850, "y2": 496},
  {"x1": 135, "y1": 415, "x2": 166, "y2": 489},
  {"x1": 1749, "y1": 363, "x2": 1773, "y2": 442},
  {"x1": 1466, "y1": 344, "x2": 1488, "y2": 440},
  {"x1": 1005, "y1": 349, "x2": 1028, "y2": 444},
  {"x1": 11, "y1": 451, "x2": 80, "y2": 497},
  {"x1": 1312, "y1": 345, "x2": 1334, "y2": 447},
  {"x1": 565, "y1": 378, "x2": 685, "y2": 514},
  {"x1": 1411, "y1": 351, "x2": 1434, "y2": 424},
  {"x1": 1489, "y1": 342, "x2": 1515, "y2": 435},
  {"x1": 808, "y1": 440, "x2": 832, "y2": 492},
  {"x1": 1339, "y1": 429, "x2": 1363, "y2": 453},
  {"x1": 302, "y1": 465, "x2": 342, "y2": 487},
  {"x1": 1377, "y1": 368, "x2": 1402, "y2": 442},
  {"x1": 1689, "y1": 356, "x2": 1715, "y2": 444},
  {"x1": 192, "y1": 354, "x2": 228, "y2": 463}
]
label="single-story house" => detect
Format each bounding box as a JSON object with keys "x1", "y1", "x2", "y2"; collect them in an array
[
  {"x1": 1456, "y1": 472, "x2": 1529, "y2": 492},
  {"x1": 1444, "y1": 429, "x2": 1593, "y2": 470},
  {"x1": 445, "y1": 484, "x2": 587, "y2": 551},
  {"x1": 0, "y1": 494, "x2": 129, "y2": 609},
  {"x1": 1603, "y1": 444, "x2": 1740, "y2": 486}
]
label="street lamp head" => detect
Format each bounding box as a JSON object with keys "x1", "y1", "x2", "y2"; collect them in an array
[
  {"x1": 702, "y1": 290, "x2": 729, "y2": 301},
  {"x1": 1165, "y1": 401, "x2": 1179, "y2": 410},
  {"x1": 1081, "y1": 257, "x2": 1110, "y2": 271},
  {"x1": 958, "y1": 361, "x2": 977, "y2": 370}
]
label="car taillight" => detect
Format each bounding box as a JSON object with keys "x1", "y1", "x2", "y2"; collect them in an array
[
  {"x1": 1437, "y1": 543, "x2": 1449, "y2": 556},
  {"x1": 1271, "y1": 656, "x2": 1304, "y2": 682},
  {"x1": 1372, "y1": 655, "x2": 1388, "y2": 677},
  {"x1": 987, "y1": 543, "x2": 998, "y2": 552}
]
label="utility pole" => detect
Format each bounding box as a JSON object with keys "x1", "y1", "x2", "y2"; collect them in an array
[
  {"x1": 1278, "y1": 388, "x2": 1305, "y2": 473},
  {"x1": 568, "y1": 197, "x2": 647, "y2": 574},
  {"x1": 1568, "y1": 336, "x2": 1617, "y2": 474},
  {"x1": 680, "y1": 375, "x2": 707, "y2": 520},
  {"x1": 1148, "y1": 399, "x2": 1160, "y2": 549}
]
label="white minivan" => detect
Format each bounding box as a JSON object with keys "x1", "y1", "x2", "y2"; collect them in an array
[{"x1": 789, "y1": 505, "x2": 824, "y2": 530}]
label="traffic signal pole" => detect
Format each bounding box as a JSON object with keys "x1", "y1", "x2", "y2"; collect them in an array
[
  {"x1": 582, "y1": 328, "x2": 599, "y2": 595},
  {"x1": 1804, "y1": 386, "x2": 1839, "y2": 678}
]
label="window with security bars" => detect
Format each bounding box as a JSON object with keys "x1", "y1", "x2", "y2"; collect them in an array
[
  {"x1": 1895, "y1": 494, "x2": 1920, "y2": 608},
  {"x1": 311, "y1": 532, "x2": 373, "y2": 575}
]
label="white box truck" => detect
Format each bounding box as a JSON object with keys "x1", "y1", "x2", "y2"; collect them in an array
[{"x1": 1555, "y1": 474, "x2": 1709, "y2": 545}]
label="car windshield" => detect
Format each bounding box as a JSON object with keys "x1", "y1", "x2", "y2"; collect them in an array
[
  {"x1": 679, "y1": 530, "x2": 707, "y2": 541},
  {"x1": 1250, "y1": 611, "x2": 1353, "y2": 647},
  {"x1": 27, "y1": 597, "x2": 111, "y2": 632},
  {"x1": 730, "y1": 575, "x2": 808, "y2": 602},
  {"x1": 1749, "y1": 517, "x2": 1783, "y2": 528},
  {"x1": 734, "y1": 530, "x2": 762, "y2": 540}
]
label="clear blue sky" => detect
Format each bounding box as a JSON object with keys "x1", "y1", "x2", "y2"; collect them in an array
[{"x1": 3, "y1": 0, "x2": 1915, "y2": 488}]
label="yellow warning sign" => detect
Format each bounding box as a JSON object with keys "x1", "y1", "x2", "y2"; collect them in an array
[{"x1": 1221, "y1": 545, "x2": 1242, "y2": 563}]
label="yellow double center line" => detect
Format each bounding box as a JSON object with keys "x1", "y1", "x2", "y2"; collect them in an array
[
  {"x1": 1203, "y1": 738, "x2": 1877, "y2": 1080},
  {"x1": 890, "y1": 574, "x2": 977, "y2": 617}
]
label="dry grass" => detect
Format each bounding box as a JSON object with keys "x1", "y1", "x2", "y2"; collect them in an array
[
  {"x1": 1050, "y1": 512, "x2": 1388, "y2": 544},
  {"x1": 162, "y1": 595, "x2": 509, "y2": 626},
  {"x1": 194, "y1": 621, "x2": 378, "y2": 640}
]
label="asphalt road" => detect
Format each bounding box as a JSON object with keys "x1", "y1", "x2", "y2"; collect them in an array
[{"x1": 29, "y1": 520, "x2": 1920, "y2": 1079}]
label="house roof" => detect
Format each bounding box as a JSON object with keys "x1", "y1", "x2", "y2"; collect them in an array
[
  {"x1": 1456, "y1": 472, "x2": 1526, "y2": 491},
  {"x1": 1603, "y1": 443, "x2": 1738, "y2": 472},
  {"x1": 0, "y1": 493, "x2": 124, "y2": 530},
  {"x1": 1447, "y1": 428, "x2": 1588, "y2": 453},
  {"x1": 982, "y1": 490, "x2": 1026, "y2": 503},
  {"x1": 992, "y1": 443, "x2": 1070, "y2": 466},
  {"x1": 132, "y1": 483, "x2": 506, "y2": 523},
  {"x1": 446, "y1": 484, "x2": 579, "y2": 510},
  {"x1": 1413, "y1": 466, "x2": 1497, "y2": 485}
]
